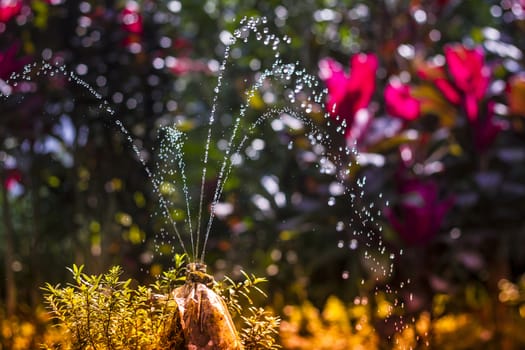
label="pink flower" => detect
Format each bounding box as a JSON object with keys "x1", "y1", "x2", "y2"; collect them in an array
[
  {"x1": 417, "y1": 45, "x2": 500, "y2": 152},
  {"x1": 417, "y1": 45, "x2": 490, "y2": 122},
  {"x1": 386, "y1": 178, "x2": 454, "y2": 245},
  {"x1": 120, "y1": 1, "x2": 143, "y2": 51},
  {"x1": 166, "y1": 56, "x2": 210, "y2": 75},
  {"x1": 120, "y1": 1, "x2": 143, "y2": 34},
  {"x1": 319, "y1": 53, "x2": 377, "y2": 133},
  {"x1": 418, "y1": 61, "x2": 462, "y2": 105},
  {"x1": 0, "y1": 0, "x2": 22, "y2": 22},
  {"x1": 0, "y1": 42, "x2": 31, "y2": 81},
  {"x1": 385, "y1": 80, "x2": 421, "y2": 121},
  {"x1": 445, "y1": 45, "x2": 490, "y2": 121},
  {"x1": 4, "y1": 168, "x2": 21, "y2": 191}
]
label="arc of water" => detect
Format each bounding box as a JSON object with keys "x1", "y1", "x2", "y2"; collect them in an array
[
  {"x1": 198, "y1": 56, "x2": 331, "y2": 260},
  {"x1": 200, "y1": 109, "x2": 275, "y2": 262},
  {"x1": 199, "y1": 64, "x2": 341, "y2": 260},
  {"x1": 198, "y1": 65, "x2": 290, "y2": 261},
  {"x1": 194, "y1": 42, "x2": 235, "y2": 262},
  {"x1": 200, "y1": 103, "x2": 349, "y2": 262},
  {"x1": 198, "y1": 60, "x2": 288, "y2": 261},
  {"x1": 195, "y1": 16, "x2": 286, "y2": 262}
]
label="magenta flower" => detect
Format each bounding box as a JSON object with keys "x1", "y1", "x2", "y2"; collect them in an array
[
  {"x1": 120, "y1": 1, "x2": 143, "y2": 34},
  {"x1": 418, "y1": 61, "x2": 462, "y2": 105},
  {"x1": 120, "y1": 1, "x2": 143, "y2": 51},
  {"x1": 386, "y1": 178, "x2": 454, "y2": 245},
  {"x1": 384, "y1": 80, "x2": 421, "y2": 121},
  {"x1": 445, "y1": 44, "x2": 490, "y2": 121},
  {"x1": 417, "y1": 44, "x2": 500, "y2": 152},
  {"x1": 4, "y1": 168, "x2": 21, "y2": 192},
  {"x1": 0, "y1": 0, "x2": 22, "y2": 23},
  {"x1": 319, "y1": 53, "x2": 377, "y2": 133},
  {"x1": 166, "y1": 56, "x2": 210, "y2": 75},
  {"x1": 0, "y1": 42, "x2": 31, "y2": 81},
  {"x1": 418, "y1": 44, "x2": 490, "y2": 122}
]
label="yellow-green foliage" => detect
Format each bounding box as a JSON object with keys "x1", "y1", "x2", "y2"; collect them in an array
[
  {"x1": 241, "y1": 307, "x2": 281, "y2": 350},
  {"x1": 280, "y1": 282, "x2": 525, "y2": 350},
  {"x1": 280, "y1": 296, "x2": 379, "y2": 350},
  {"x1": 42, "y1": 255, "x2": 280, "y2": 349},
  {"x1": 0, "y1": 308, "x2": 54, "y2": 350}
]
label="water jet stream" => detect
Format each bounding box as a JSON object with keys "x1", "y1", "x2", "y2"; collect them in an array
[{"x1": 1, "y1": 18, "x2": 400, "y2": 310}]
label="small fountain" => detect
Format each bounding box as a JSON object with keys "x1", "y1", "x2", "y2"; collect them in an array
[{"x1": 1, "y1": 16, "x2": 405, "y2": 348}]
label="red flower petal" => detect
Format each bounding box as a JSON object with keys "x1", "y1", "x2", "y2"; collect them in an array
[
  {"x1": 385, "y1": 81, "x2": 421, "y2": 121},
  {"x1": 387, "y1": 178, "x2": 453, "y2": 245},
  {"x1": 319, "y1": 53, "x2": 377, "y2": 132},
  {"x1": 445, "y1": 44, "x2": 490, "y2": 119},
  {"x1": 445, "y1": 45, "x2": 489, "y2": 98},
  {"x1": 120, "y1": 2, "x2": 143, "y2": 35},
  {"x1": 4, "y1": 169, "x2": 22, "y2": 191},
  {"x1": 0, "y1": 0, "x2": 22, "y2": 22},
  {"x1": 418, "y1": 63, "x2": 462, "y2": 105}
]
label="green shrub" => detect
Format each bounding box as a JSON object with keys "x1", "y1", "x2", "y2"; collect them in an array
[{"x1": 42, "y1": 255, "x2": 279, "y2": 349}]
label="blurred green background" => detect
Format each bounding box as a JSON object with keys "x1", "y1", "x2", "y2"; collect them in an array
[{"x1": 2, "y1": 0, "x2": 525, "y2": 348}]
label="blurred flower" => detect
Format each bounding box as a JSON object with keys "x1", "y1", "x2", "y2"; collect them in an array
[
  {"x1": 417, "y1": 45, "x2": 501, "y2": 152},
  {"x1": 0, "y1": 42, "x2": 31, "y2": 81},
  {"x1": 472, "y1": 102, "x2": 504, "y2": 153},
  {"x1": 386, "y1": 178, "x2": 454, "y2": 245},
  {"x1": 417, "y1": 45, "x2": 490, "y2": 122},
  {"x1": 445, "y1": 45, "x2": 490, "y2": 121},
  {"x1": 120, "y1": 1, "x2": 142, "y2": 34},
  {"x1": 120, "y1": 1, "x2": 143, "y2": 51},
  {"x1": 0, "y1": 0, "x2": 22, "y2": 23},
  {"x1": 162, "y1": 37, "x2": 211, "y2": 76},
  {"x1": 385, "y1": 80, "x2": 421, "y2": 121},
  {"x1": 319, "y1": 53, "x2": 378, "y2": 135},
  {"x1": 3, "y1": 168, "x2": 23, "y2": 196},
  {"x1": 507, "y1": 74, "x2": 525, "y2": 116},
  {"x1": 166, "y1": 57, "x2": 210, "y2": 75},
  {"x1": 417, "y1": 61, "x2": 461, "y2": 105},
  {"x1": 173, "y1": 37, "x2": 193, "y2": 53},
  {"x1": 4, "y1": 168, "x2": 20, "y2": 189}
]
